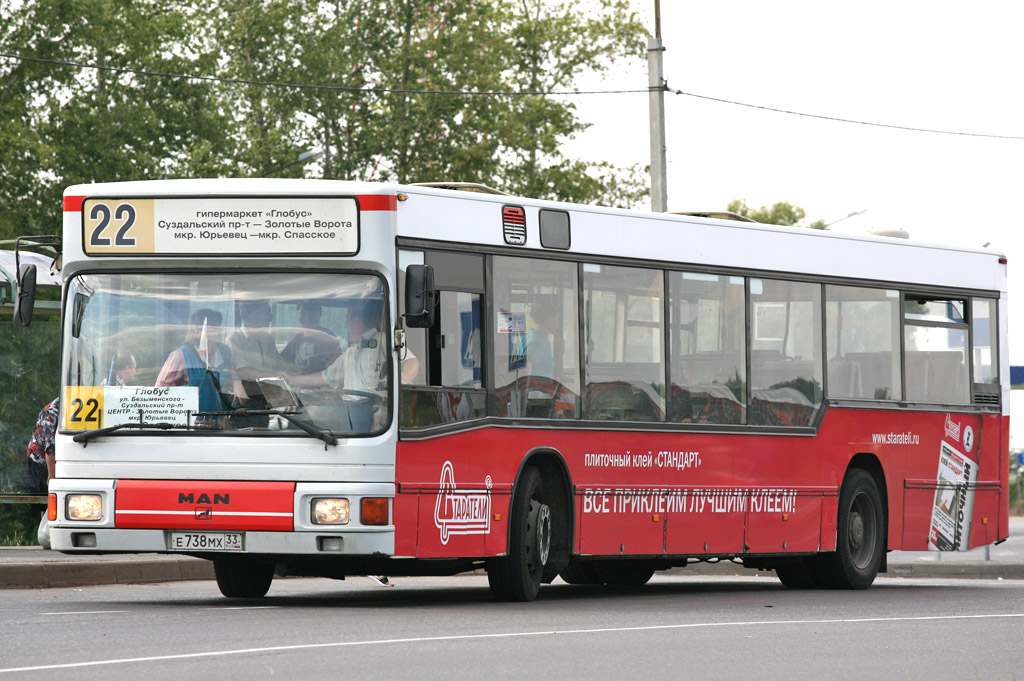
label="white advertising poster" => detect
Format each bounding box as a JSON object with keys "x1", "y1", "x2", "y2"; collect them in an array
[
  {"x1": 102, "y1": 386, "x2": 199, "y2": 427},
  {"x1": 928, "y1": 438, "x2": 979, "y2": 551}
]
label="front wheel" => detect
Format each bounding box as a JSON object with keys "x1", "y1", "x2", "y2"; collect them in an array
[
  {"x1": 213, "y1": 557, "x2": 275, "y2": 598},
  {"x1": 819, "y1": 469, "x2": 885, "y2": 589},
  {"x1": 488, "y1": 466, "x2": 551, "y2": 601}
]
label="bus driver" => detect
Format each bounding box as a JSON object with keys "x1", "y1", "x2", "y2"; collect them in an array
[{"x1": 288, "y1": 301, "x2": 417, "y2": 431}]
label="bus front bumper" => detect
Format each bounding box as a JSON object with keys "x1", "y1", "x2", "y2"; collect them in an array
[
  {"x1": 48, "y1": 478, "x2": 396, "y2": 557},
  {"x1": 49, "y1": 527, "x2": 395, "y2": 556}
]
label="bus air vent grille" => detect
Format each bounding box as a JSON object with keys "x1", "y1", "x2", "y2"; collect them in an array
[
  {"x1": 973, "y1": 392, "x2": 1000, "y2": 407},
  {"x1": 502, "y1": 205, "x2": 527, "y2": 245}
]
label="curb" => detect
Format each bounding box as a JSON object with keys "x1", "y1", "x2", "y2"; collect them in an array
[
  {"x1": 884, "y1": 561, "x2": 1024, "y2": 580},
  {"x1": 0, "y1": 555, "x2": 214, "y2": 589}
]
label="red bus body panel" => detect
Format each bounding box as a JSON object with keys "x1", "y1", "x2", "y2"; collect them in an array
[
  {"x1": 395, "y1": 407, "x2": 1007, "y2": 560},
  {"x1": 115, "y1": 480, "x2": 295, "y2": 531}
]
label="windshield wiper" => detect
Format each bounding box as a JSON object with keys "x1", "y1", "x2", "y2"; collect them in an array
[
  {"x1": 73, "y1": 421, "x2": 217, "y2": 444},
  {"x1": 197, "y1": 408, "x2": 338, "y2": 446}
]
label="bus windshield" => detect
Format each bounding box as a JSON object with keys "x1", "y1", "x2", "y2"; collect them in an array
[{"x1": 61, "y1": 271, "x2": 389, "y2": 436}]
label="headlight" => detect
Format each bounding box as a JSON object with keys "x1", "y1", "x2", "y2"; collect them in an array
[
  {"x1": 66, "y1": 494, "x2": 103, "y2": 521},
  {"x1": 312, "y1": 498, "x2": 350, "y2": 525}
]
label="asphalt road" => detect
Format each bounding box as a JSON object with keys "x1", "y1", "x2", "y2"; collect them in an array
[{"x1": 2, "y1": 574, "x2": 1022, "y2": 681}]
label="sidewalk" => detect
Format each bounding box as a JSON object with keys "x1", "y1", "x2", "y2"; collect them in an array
[
  {"x1": 0, "y1": 548, "x2": 214, "y2": 589},
  {"x1": 2, "y1": 517, "x2": 1021, "y2": 589}
]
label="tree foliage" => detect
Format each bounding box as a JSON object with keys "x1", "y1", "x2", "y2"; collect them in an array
[
  {"x1": 0, "y1": 0, "x2": 232, "y2": 240},
  {"x1": 727, "y1": 198, "x2": 827, "y2": 230},
  {"x1": 0, "y1": 0, "x2": 650, "y2": 242}
]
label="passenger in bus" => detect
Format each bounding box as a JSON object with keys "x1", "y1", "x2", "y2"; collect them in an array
[
  {"x1": 101, "y1": 350, "x2": 137, "y2": 387},
  {"x1": 281, "y1": 301, "x2": 342, "y2": 375},
  {"x1": 518, "y1": 300, "x2": 558, "y2": 378},
  {"x1": 226, "y1": 300, "x2": 294, "y2": 379},
  {"x1": 512, "y1": 300, "x2": 561, "y2": 417},
  {"x1": 156, "y1": 308, "x2": 233, "y2": 413}
]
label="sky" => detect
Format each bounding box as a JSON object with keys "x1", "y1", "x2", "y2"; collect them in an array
[{"x1": 567, "y1": 0, "x2": 1024, "y2": 447}]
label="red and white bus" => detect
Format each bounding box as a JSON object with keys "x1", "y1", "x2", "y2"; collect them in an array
[{"x1": 23, "y1": 178, "x2": 1008, "y2": 600}]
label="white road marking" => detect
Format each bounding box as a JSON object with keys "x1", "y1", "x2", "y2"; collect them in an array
[
  {"x1": 2, "y1": 612, "x2": 1023, "y2": 673},
  {"x1": 41, "y1": 610, "x2": 129, "y2": 616}
]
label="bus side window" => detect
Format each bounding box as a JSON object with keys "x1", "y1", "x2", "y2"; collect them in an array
[
  {"x1": 971, "y1": 298, "x2": 998, "y2": 388},
  {"x1": 749, "y1": 278, "x2": 823, "y2": 427},
  {"x1": 399, "y1": 251, "x2": 486, "y2": 427},
  {"x1": 583, "y1": 263, "x2": 665, "y2": 422},
  {"x1": 490, "y1": 256, "x2": 580, "y2": 420},
  {"x1": 903, "y1": 296, "x2": 970, "y2": 405},
  {"x1": 825, "y1": 285, "x2": 901, "y2": 401},
  {"x1": 669, "y1": 272, "x2": 746, "y2": 424}
]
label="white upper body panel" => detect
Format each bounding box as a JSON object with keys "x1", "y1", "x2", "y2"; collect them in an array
[{"x1": 394, "y1": 187, "x2": 1007, "y2": 294}]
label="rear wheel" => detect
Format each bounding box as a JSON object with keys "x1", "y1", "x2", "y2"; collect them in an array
[
  {"x1": 819, "y1": 469, "x2": 885, "y2": 589},
  {"x1": 213, "y1": 557, "x2": 275, "y2": 598},
  {"x1": 488, "y1": 466, "x2": 551, "y2": 601}
]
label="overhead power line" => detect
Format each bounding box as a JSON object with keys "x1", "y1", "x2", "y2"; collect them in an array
[
  {"x1": 665, "y1": 85, "x2": 1024, "y2": 141},
  {"x1": 2, "y1": 52, "x2": 1022, "y2": 141}
]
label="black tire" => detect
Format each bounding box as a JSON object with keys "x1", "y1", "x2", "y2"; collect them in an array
[
  {"x1": 213, "y1": 558, "x2": 275, "y2": 598},
  {"x1": 488, "y1": 466, "x2": 551, "y2": 601},
  {"x1": 559, "y1": 558, "x2": 603, "y2": 585},
  {"x1": 819, "y1": 469, "x2": 885, "y2": 589},
  {"x1": 592, "y1": 561, "x2": 655, "y2": 586},
  {"x1": 775, "y1": 559, "x2": 821, "y2": 589}
]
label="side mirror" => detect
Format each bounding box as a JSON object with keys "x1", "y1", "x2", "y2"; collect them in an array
[
  {"x1": 13, "y1": 264, "x2": 37, "y2": 327},
  {"x1": 404, "y1": 264, "x2": 436, "y2": 328}
]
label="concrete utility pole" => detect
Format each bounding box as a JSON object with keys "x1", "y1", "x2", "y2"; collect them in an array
[{"x1": 647, "y1": 0, "x2": 668, "y2": 213}]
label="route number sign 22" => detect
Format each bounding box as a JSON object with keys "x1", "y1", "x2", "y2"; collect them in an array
[
  {"x1": 82, "y1": 199, "x2": 156, "y2": 254},
  {"x1": 63, "y1": 387, "x2": 105, "y2": 430}
]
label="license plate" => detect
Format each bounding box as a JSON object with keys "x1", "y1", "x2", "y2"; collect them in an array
[{"x1": 168, "y1": 531, "x2": 244, "y2": 551}]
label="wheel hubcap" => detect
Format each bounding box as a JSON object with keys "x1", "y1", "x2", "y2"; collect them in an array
[
  {"x1": 848, "y1": 491, "x2": 876, "y2": 569},
  {"x1": 849, "y1": 512, "x2": 864, "y2": 550},
  {"x1": 535, "y1": 503, "x2": 551, "y2": 565}
]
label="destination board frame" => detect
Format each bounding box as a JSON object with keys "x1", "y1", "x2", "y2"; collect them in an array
[{"x1": 80, "y1": 194, "x2": 361, "y2": 257}]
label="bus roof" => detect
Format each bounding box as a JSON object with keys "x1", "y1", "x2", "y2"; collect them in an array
[
  {"x1": 392, "y1": 184, "x2": 1007, "y2": 294},
  {"x1": 63, "y1": 179, "x2": 1007, "y2": 294}
]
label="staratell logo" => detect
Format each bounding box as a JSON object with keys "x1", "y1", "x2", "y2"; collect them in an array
[{"x1": 434, "y1": 461, "x2": 491, "y2": 545}]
